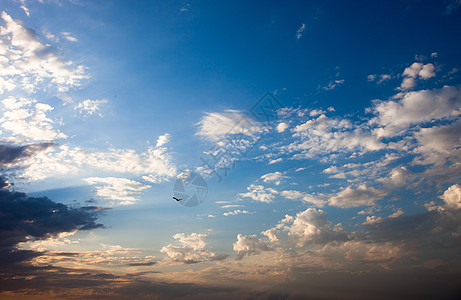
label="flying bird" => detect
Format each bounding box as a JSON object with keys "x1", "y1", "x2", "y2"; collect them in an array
[{"x1": 173, "y1": 197, "x2": 182, "y2": 201}]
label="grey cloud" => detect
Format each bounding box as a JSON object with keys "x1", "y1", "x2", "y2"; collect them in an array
[{"x1": 0, "y1": 143, "x2": 56, "y2": 166}]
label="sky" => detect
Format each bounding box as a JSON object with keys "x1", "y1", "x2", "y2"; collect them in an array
[{"x1": 0, "y1": 0, "x2": 461, "y2": 299}]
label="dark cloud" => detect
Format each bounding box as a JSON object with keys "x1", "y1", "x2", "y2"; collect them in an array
[
  {"x1": 0, "y1": 143, "x2": 56, "y2": 166},
  {"x1": 0, "y1": 176, "x2": 105, "y2": 264}
]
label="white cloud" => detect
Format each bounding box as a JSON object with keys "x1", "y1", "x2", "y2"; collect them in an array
[
  {"x1": 83, "y1": 177, "x2": 151, "y2": 205},
  {"x1": 440, "y1": 184, "x2": 461, "y2": 210},
  {"x1": 223, "y1": 210, "x2": 252, "y2": 216},
  {"x1": 290, "y1": 114, "x2": 384, "y2": 158},
  {"x1": 233, "y1": 234, "x2": 271, "y2": 258},
  {"x1": 0, "y1": 12, "x2": 88, "y2": 93},
  {"x1": 61, "y1": 32, "x2": 78, "y2": 42},
  {"x1": 155, "y1": 133, "x2": 170, "y2": 147},
  {"x1": 371, "y1": 86, "x2": 461, "y2": 137},
  {"x1": 261, "y1": 171, "x2": 287, "y2": 185},
  {"x1": 322, "y1": 79, "x2": 344, "y2": 90},
  {"x1": 161, "y1": 233, "x2": 220, "y2": 263},
  {"x1": 20, "y1": 5, "x2": 30, "y2": 17},
  {"x1": 74, "y1": 99, "x2": 107, "y2": 116},
  {"x1": 239, "y1": 184, "x2": 278, "y2": 203},
  {"x1": 399, "y1": 62, "x2": 435, "y2": 90},
  {"x1": 1, "y1": 96, "x2": 67, "y2": 141},
  {"x1": 286, "y1": 208, "x2": 347, "y2": 247},
  {"x1": 276, "y1": 122, "x2": 289, "y2": 132},
  {"x1": 296, "y1": 23, "x2": 306, "y2": 39},
  {"x1": 280, "y1": 190, "x2": 325, "y2": 206},
  {"x1": 196, "y1": 109, "x2": 262, "y2": 141},
  {"x1": 328, "y1": 185, "x2": 387, "y2": 208}
]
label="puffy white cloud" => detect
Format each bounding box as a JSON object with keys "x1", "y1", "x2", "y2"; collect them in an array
[
  {"x1": 196, "y1": 110, "x2": 262, "y2": 141},
  {"x1": 371, "y1": 86, "x2": 461, "y2": 137},
  {"x1": 1, "y1": 96, "x2": 67, "y2": 141},
  {"x1": 83, "y1": 177, "x2": 151, "y2": 205},
  {"x1": 74, "y1": 99, "x2": 107, "y2": 116},
  {"x1": 161, "y1": 233, "x2": 222, "y2": 264},
  {"x1": 399, "y1": 62, "x2": 435, "y2": 90},
  {"x1": 440, "y1": 184, "x2": 461, "y2": 210},
  {"x1": 260, "y1": 171, "x2": 287, "y2": 185},
  {"x1": 328, "y1": 185, "x2": 387, "y2": 208},
  {"x1": 155, "y1": 133, "x2": 170, "y2": 147},
  {"x1": 276, "y1": 122, "x2": 289, "y2": 132},
  {"x1": 233, "y1": 234, "x2": 271, "y2": 258},
  {"x1": 286, "y1": 208, "x2": 347, "y2": 247},
  {"x1": 239, "y1": 184, "x2": 278, "y2": 203},
  {"x1": 290, "y1": 114, "x2": 384, "y2": 158}
]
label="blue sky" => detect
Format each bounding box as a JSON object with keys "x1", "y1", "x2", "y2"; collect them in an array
[{"x1": 1, "y1": 1, "x2": 461, "y2": 299}]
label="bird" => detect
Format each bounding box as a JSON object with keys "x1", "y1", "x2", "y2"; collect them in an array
[{"x1": 173, "y1": 197, "x2": 182, "y2": 201}]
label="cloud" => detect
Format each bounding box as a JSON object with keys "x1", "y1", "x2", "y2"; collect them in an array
[
  {"x1": 161, "y1": 233, "x2": 226, "y2": 264},
  {"x1": 223, "y1": 210, "x2": 252, "y2": 216},
  {"x1": 0, "y1": 142, "x2": 55, "y2": 166},
  {"x1": 441, "y1": 184, "x2": 461, "y2": 210},
  {"x1": 276, "y1": 122, "x2": 289, "y2": 132},
  {"x1": 328, "y1": 185, "x2": 387, "y2": 208},
  {"x1": 74, "y1": 99, "x2": 107, "y2": 116},
  {"x1": 286, "y1": 208, "x2": 347, "y2": 247},
  {"x1": 296, "y1": 23, "x2": 306, "y2": 39},
  {"x1": 233, "y1": 234, "x2": 271, "y2": 258},
  {"x1": 14, "y1": 142, "x2": 178, "y2": 183},
  {"x1": 83, "y1": 177, "x2": 151, "y2": 205},
  {"x1": 239, "y1": 184, "x2": 278, "y2": 203},
  {"x1": 61, "y1": 32, "x2": 78, "y2": 42},
  {"x1": 261, "y1": 171, "x2": 287, "y2": 185},
  {"x1": 371, "y1": 86, "x2": 461, "y2": 137},
  {"x1": 322, "y1": 79, "x2": 344, "y2": 90},
  {"x1": 290, "y1": 113, "x2": 384, "y2": 158},
  {"x1": 0, "y1": 176, "x2": 104, "y2": 266},
  {"x1": 155, "y1": 133, "x2": 170, "y2": 147},
  {"x1": 443, "y1": 0, "x2": 461, "y2": 15},
  {"x1": 280, "y1": 190, "x2": 325, "y2": 206},
  {"x1": 196, "y1": 109, "x2": 263, "y2": 142},
  {"x1": 0, "y1": 12, "x2": 88, "y2": 93},
  {"x1": 399, "y1": 62, "x2": 435, "y2": 90},
  {"x1": 20, "y1": 5, "x2": 30, "y2": 17},
  {"x1": 1, "y1": 96, "x2": 67, "y2": 142}
]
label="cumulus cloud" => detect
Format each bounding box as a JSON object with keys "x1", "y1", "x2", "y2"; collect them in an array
[
  {"x1": 239, "y1": 184, "x2": 278, "y2": 203},
  {"x1": 155, "y1": 133, "x2": 170, "y2": 147},
  {"x1": 161, "y1": 233, "x2": 226, "y2": 264},
  {"x1": 399, "y1": 62, "x2": 436, "y2": 90},
  {"x1": 233, "y1": 234, "x2": 271, "y2": 258},
  {"x1": 441, "y1": 184, "x2": 461, "y2": 210},
  {"x1": 290, "y1": 113, "x2": 384, "y2": 158},
  {"x1": 286, "y1": 208, "x2": 347, "y2": 247},
  {"x1": 261, "y1": 171, "x2": 287, "y2": 185},
  {"x1": 1, "y1": 97, "x2": 67, "y2": 141},
  {"x1": 371, "y1": 86, "x2": 461, "y2": 137},
  {"x1": 276, "y1": 122, "x2": 289, "y2": 132},
  {"x1": 83, "y1": 177, "x2": 151, "y2": 205},
  {"x1": 328, "y1": 185, "x2": 387, "y2": 208}
]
